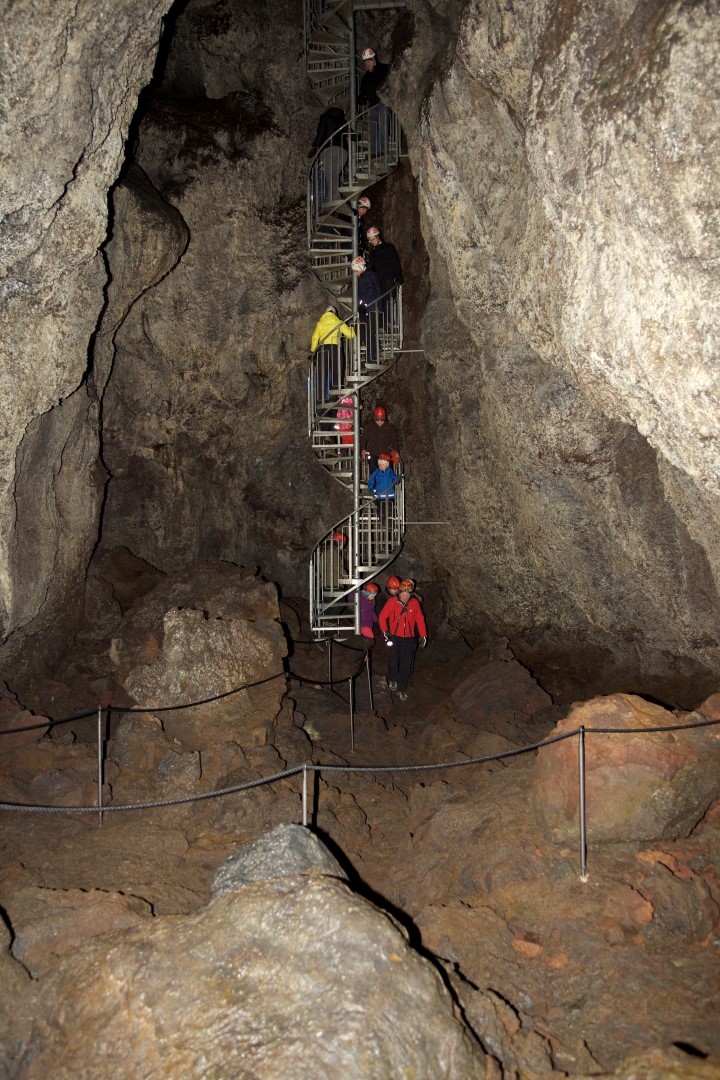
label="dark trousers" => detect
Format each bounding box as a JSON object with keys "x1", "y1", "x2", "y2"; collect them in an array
[
  {"x1": 387, "y1": 635, "x2": 417, "y2": 692},
  {"x1": 359, "y1": 311, "x2": 378, "y2": 364}
]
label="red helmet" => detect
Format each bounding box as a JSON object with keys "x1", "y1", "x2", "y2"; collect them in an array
[
  {"x1": 390, "y1": 450, "x2": 401, "y2": 464},
  {"x1": 377, "y1": 453, "x2": 392, "y2": 463},
  {"x1": 332, "y1": 531, "x2": 347, "y2": 544},
  {"x1": 362, "y1": 582, "x2": 379, "y2": 593},
  {"x1": 373, "y1": 406, "x2": 386, "y2": 420},
  {"x1": 339, "y1": 396, "x2": 353, "y2": 406},
  {"x1": 386, "y1": 576, "x2": 401, "y2": 590}
]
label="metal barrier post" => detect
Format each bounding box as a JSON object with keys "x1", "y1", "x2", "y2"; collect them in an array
[
  {"x1": 327, "y1": 638, "x2": 333, "y2": 685},
  {"x1": 349, "y1": 676, "x2": 355, "y2": 752},
  {"x1": 366, "y1": 649, "x2": 374, "y2": 710},
  {"x1": 302, "y1": 764, "x2": 309, "y2": 827},
  {"x1": 96, "y1": 706, "x2": 104, "y2": 827},
  {"x1": 578, "y1": 725, "x2": 588, "y2": 881}
]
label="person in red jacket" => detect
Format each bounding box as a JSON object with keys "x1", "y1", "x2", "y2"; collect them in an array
[{"x1": 378, "y1": 579, "x2": 427, "y2": 700}]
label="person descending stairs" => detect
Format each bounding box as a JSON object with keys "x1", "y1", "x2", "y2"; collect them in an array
[{"x1": 305, "y1": 1, "x2": 407, "y2": 639}]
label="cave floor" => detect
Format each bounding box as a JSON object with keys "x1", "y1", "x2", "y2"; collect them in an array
[{"x1": 0, "y1": 612, "x2": 718, "y2": 1075}]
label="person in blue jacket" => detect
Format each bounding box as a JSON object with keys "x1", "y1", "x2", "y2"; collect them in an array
[{"x1": 367, "y1": 452, "x2": 400, "y2": 499}]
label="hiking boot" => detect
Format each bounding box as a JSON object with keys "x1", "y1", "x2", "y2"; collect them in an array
[
  {"x1": 388, "y1": 680, "x2": 398, "y2": 690},
  {"x1": 396, "y1": 690, "x2": 408, "y2": 701}
]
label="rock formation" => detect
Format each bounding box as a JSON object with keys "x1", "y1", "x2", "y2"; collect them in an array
[
  {"x1": 0, "y1": 0, "x2": 171, "y2": 678},
  {"x1": 384, "y1": 0, "x2": 720, "y2": 704},
  {"x1": 13, "y1": 827, "x2": 486, "y2": 1078}
]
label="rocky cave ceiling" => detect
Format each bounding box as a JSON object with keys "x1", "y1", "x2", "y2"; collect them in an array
[{"x1": 0, "y1": 0, "x2": 718, "y2": 708}]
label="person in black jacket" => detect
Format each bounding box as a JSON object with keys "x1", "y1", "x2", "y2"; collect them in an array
[
  {"x1": 358, "y1": 48, "x2": 390, "y2": 156},
  {"x1": 309, "y1": 106, "x2": 347, "y2": 207},
  {"x1": 352, "y1": 255, "x2": 381, "y2": 363},
  {"x1": 366, "y1": 226, "x2": 403, "y2": 301}
]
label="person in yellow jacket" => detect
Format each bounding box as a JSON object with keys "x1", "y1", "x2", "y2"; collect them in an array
[{"x1": 311, "y1": 304, "x2": 355, "y2": 401}]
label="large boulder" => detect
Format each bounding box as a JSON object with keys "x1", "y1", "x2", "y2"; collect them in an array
[
  {"x1": 117, "y1": 564, "x2": 287, "y2": 751},
  {"x1": 534, "y1": 693, "x2": 720, "y2": 843},
  {"x1": 16, "y1": 831, "x2": 486, "y2": 1078}
]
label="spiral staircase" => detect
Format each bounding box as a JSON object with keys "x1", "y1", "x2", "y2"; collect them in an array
[{"x1": 305, "y1": 0, "x2": 406, "y2": 639}]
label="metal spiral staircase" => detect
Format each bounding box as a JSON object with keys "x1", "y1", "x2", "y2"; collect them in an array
[{"x1": 305, "y1": 0, "x2": 406, "y2": 639}]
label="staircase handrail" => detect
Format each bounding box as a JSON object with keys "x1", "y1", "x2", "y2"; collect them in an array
[
  {"x1": 304, "y1": 0, "x2": 350, "y2": 48},
  {"x1": 308, "y1": 282, "x2": 402, "y2": 439},
  {"x1": 307, "y1": 104, "x2": 401, "y2": 247},
  {"x1": 310, "y1": 280, "x2": 399, "y2": 352},
  {"x1": 310, "y1": 476, "x2": 406, "y2": 611}
]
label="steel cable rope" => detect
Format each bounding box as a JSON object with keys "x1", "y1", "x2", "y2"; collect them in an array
[
  {"x1": 5, "y1": 716, "x2": 719, "y2": 815},
  {"x1": 0, "y1": 650, "x2": 369, "y2": 737},
  {"x1": 0, "y1": 766, "x2": 304, "y2": 814}
]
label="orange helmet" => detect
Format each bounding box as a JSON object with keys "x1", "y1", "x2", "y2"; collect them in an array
[
  {"x1": 399, "y1": 579, "x2": 414, "y2": 592},
  {"x1": 373, "y1": 406, "x2": 386, "y2": 420}
]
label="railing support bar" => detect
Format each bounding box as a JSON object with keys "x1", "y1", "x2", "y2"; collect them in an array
[
  {"x1": 578, "y1": 725, "x2": 588, "y2": 882},
  {"x1": 349, "y1": 676, "x2": 355, "y2": 752},
  {"x1": 96, "y1": 706, "x2": 104, "y2": 827},
  {"x1": 366, "y1": 648, "x2": 374, "y2": 710},
  {"x1": 302, "y1": 763, "x2": 309, "y2": 827}
]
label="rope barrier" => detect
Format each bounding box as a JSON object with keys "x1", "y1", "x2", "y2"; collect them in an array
[
  {"x1": 0, "y1": 766, "x2": 304, "y2": 813},
  {"x1": 2, "y1": 716, "x2": 718, "y2": 814},
  {"x1": 0, "y1": 653, "x2": 369, "y2": 737}
]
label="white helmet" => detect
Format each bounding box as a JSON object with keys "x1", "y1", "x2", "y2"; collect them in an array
[
  {"x1": 358, "y1": 196, "x2": 371, "y2": 210},
  {"x1": 366, "y1": 226, "x2": 380, "y2": 240},
  {"x1": 361, "y1": 48, "x2": 376, "y2": 61},
  {"x1": 351, "y1": 256, "x2": 366, "y2": 272}
]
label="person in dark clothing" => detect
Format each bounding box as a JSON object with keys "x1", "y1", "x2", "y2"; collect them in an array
[
  {"x1": 309, "y1": 106, "x2": 347, "y2": 207},
  {"x1": 379, "y1": 580, "x2": 427, "y2": 700},
  {"x1": 360, "y1": 404, "x2": 399, "y2": 473},
  {"x1": 366, "y1": 226, "x2": 403, "y2": 299},
  {"x1": 358, "y1": 48, "x2": 390, "y2": 156},
  {"x1": 352, "y1": 255, "x2": 381, "y2": 363},
  {"x1": 359, "y1": 581, "x2": 379, "y2": 640},
  {"x1": 329, "y1": 195, "x2": 372, "y2": 260}
]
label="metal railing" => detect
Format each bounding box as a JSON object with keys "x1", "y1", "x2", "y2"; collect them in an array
[
  {"x1": 4, "y1": 683, "x2": 718, "y2": 884},
  {"x1": 309, "y1": 477, "x2": 405, "y2": 636},
  {"x1": 307, "y1": 105, "x2": 403, "y2": 273},
  {"x1": 305, "y1": 1, "x2": 406, "y2": 638}
]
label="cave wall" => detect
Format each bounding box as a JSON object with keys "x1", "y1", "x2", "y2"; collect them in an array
[
  {"x1": 98, "y1": 0, "x2": 346, "y2": 593},
  {"x1": 0, "y1": 0, "x2": 171, "y2": 675},
  {"x1": 384, "y1": 0, "x2": 720, "y2": 703}
]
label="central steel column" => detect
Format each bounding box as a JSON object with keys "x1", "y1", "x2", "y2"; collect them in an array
[{"x1": 349, "y1": 5, "x2": 361, "y2": 634}]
